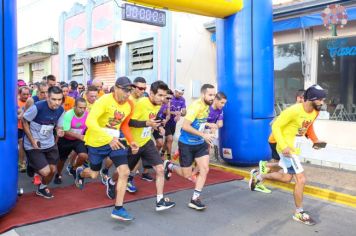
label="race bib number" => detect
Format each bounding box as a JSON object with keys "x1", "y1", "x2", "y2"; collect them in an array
[
  {"x1": 294, "y1": 135, "x2": 304, "y2": 155},
  {"x1": 40, "y1": 125, "x2": 54, "y2": 136},
  {"x1": 69, "y1": 128, "x2": 83, "y2": 135},
  {"x1": 141, "y1": 127, "x2": 152, "y2": 138},
  {"x1": 103, "y1": 128, "x2": 121, "y2": 138}
]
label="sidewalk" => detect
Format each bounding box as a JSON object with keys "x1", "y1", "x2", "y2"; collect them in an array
[{"x1": 210, "y1": 157, "x2": 356, "y2": 197}]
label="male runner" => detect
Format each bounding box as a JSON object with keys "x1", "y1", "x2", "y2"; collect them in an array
[
  {"x1": 22, "y1": 86, "x2": 65, "y2": 198},
  {"x1": 126, "y1": 80, "x2": 176, "y2": 211},
  {"x1": 163, "y1": 85, "x2": 186, "y2": 160},
  {"x1": 249, "y1": 85, "x2": 326, "y2": 225},
  {"x1": 17, "y1": 86, "x2": 31, "y2": 172},
  {"x1": 75, "y1": 77, "x2": 139, "y2": 221},
  {"x1": 165, "y1": 84, "x2": 216, "y2": 210},
  {"x1": 54, "y1": 97, "x2": 88, "y2": 184}
]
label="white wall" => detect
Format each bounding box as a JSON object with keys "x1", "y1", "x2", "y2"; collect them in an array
[{"x1": 173, "y1": 13, "x2": 217, "y2": 105}]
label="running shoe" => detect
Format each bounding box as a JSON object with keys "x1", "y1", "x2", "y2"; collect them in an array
[
  {"x1": 141, "y1": 173, "x2": 154, "y2": 182},
  {"x1": 100, "y1": 169, "x2": 109, "y2": 185},
  {"x1": 249, "y1": 169, "x2": 259, "y2": 191},
  {"x1": 106, "y1": 177, "x2": 116, "y2": 199},
  {"x1": 36, "y1": 187, "x2": 54, "y2": 199},
  {"x1": 163, "y1": 160, "x2": 172, "y2": 181},
  {"x1": 75, "y1": 167, "x2": 85, "y2": 190},
  {"x1": 259, "y1": 160, "x2": 268, "y2": 175},
  {"x1": 53, "y1": 174, "x2": 62, "y2": 185},
  {"x1": 254, "y1": 183, "x2": 271, "y2": 194},
  {"x1": 293, "y1": 211, "x2": 316, "y2": 226},
  {"x1": 111, "y1": 207, "x2": 134, "y2": 221},
  {"x1": 126, "y1": 179, "x2": 137, "y2": 193},
  {"x1": 156, "y1": 197, "x2": 176, "y2": 211},
  {"x1": 188, "y1": 198, "x2": 206, "y2": 211},
  {"x1": 66, "y1": 164, "x2": 73, "y2": 176}
]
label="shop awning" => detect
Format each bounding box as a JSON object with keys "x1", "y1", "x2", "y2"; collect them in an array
[
  {"x1": 74, "y1": 41, "x2": 121, "y2": 60},
  {"x1": 274, "y1": 6, "x2": 356, "y2": 32}
]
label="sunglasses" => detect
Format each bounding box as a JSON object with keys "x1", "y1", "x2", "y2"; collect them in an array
[
  {"x1": 135, "y1": 86, "x2": 146, "y2": 91},
  {"x1": 166, "y1": 97, "x2": 172, "y2": 100},
  {"x1": 116, "y1": 85, "x2": 133, "y2": 93}
]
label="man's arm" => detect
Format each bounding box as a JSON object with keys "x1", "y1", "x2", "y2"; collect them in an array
[{"x1": 22, "y1": 105, "x2": 39, "y2": 149}]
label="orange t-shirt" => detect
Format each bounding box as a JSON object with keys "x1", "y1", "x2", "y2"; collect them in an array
[
  {"x1": 18, "y1": 99, "x2": 27, "y2": 129},
  {"x1": 63, "y1": 96, "x2": 75, "y2": 111}
]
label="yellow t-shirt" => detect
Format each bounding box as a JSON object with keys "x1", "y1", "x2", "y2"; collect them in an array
[
  {"x1": 84, "y1": 94, "x2": 131, "y2": 147},
  {"x1": 130, "y1": 97, "x2": 160, "y2": 147},
  {"x1": 271, "y1": 103, "x2": 318, "y2": 154},
  {"x1": 129, "y1": 94, "x2": 140, "y2": 105}
]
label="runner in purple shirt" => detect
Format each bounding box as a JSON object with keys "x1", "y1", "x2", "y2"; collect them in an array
[
  {"x1": 163, "y1": 85, "x2": 186, "y2": 160},
  {"x1": 153, "y1": 90, "x2": 173, "y2": 154}
]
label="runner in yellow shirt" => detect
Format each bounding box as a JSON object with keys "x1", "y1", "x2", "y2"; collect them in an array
[
  {"x1": 127, "y1": 80, "x2": 176, "y2": 211},
  {"x1": 249, "y1": 84, "x2": 327, "y2": 225},
  {"x1": 75, "y1": 77, "x2": 139, "y2": 221}
]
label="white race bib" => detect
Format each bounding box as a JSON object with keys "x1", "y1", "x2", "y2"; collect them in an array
[
  {"x1": 279, "y1": 154, "x2": 304, "y2": 174},
  {"x1": 103, "y1": 128, "x2": 121, "y2": 138},
  {"x1": 141, "y1": 127, "x2": 152, "y2": 138},
  {"x1": 69, "y1": 128, "x2": 83, "y2": 135},
  {"x1": 40, "y1": 125, "x2": 54, "y2": 136},
  {"x1": 294, "y1": 135, "x2": 304, "y2": 155}
]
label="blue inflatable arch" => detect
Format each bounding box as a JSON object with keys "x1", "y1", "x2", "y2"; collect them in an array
[{"x1": 0, "y1": 0, "x2": 273, "y2": 215}]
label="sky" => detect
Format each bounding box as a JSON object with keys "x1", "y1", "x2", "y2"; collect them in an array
[
  {"x1": 17, "y1": 0, "x2": 87, "y2": 48},
  {"x1": 17, "y1": 0, "x2": 303, "y2": 48}
]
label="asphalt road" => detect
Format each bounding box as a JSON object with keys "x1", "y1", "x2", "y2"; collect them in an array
[{"x1": 10, "y1": 179, "x2": 356, "y2": 236}]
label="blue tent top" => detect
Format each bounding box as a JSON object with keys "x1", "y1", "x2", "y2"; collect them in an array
[{"x1": 274, "y1": 7, "x2": 356, "y2": 32}]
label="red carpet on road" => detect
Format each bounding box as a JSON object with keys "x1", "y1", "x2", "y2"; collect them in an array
[{"x1": 0, "y1": 168, "x2": 243, "y2": 233}]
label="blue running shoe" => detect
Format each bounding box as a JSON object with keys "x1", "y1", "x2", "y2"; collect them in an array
[
  {"x1": 111, "y1": 207, "x2": 134, "y2": 221},
  {"x1": 126, "y1": 179, "x2": 137, "y2": 193}
]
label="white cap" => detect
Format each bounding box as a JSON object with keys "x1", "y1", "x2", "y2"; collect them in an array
[{"x1": 174, "y1": 84, "x2": 185, "y2": 93}]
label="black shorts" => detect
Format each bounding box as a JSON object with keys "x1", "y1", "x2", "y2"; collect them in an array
[
  {"x1": 165, "y1": 122, "x2": 176, "y2": 136},
  {"x1": 87, "y1": 144, "x2": 129, "y2": 171},
  {"x1": 269, "y1": 142, "x2": 280, "y2": 161},
  {"x1": 153, "y1": 130, "x2": 163, "y2": 140},
  {"x1": 18, "y1": 129, "x2": 24, "y2": 140},
  {"x1": 128, "y1": 140, "x2": 162, "y2": 170},
  {"x1": 25, "y1": 145, "x2": 59, "y2": 171},
  {"x1": 178, "y1": 141, "x2": 209, "y2": 167},
  {"x1": 58, "y1": 137, "x2": 87, "y2": 161}
]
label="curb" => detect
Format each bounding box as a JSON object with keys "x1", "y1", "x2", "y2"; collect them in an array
[{"x1": 210, "y1": 163, "x2": 356, "y2": 208}]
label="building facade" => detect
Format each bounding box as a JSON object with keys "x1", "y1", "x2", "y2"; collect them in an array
[
  {"x1": 58, "y1": 0, "x2": 216, "y2": 105},
  {"x1": 17, "y1": 38, "x2": 59, "y2": 83}
]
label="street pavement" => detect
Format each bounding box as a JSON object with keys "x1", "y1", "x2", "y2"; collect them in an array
[{"x1": 10, "y1": 180, "x2": 356, "y2": 236}]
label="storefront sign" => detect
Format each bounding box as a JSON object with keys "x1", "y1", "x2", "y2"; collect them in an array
[
  {"x1": 327, "y1": 38, "x2": 356, "y2": 57},
  {"x1": 122, "y1": 3, "x2": 166, "y2": 27}
]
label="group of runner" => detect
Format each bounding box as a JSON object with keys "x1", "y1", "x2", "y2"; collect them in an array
[{"x1": 17, "y1": 75, "x2": 327, "y2": 225}]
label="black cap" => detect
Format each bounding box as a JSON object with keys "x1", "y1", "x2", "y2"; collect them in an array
[
  {"x1": 115, "y1": 76, "x2": 133, "y2": 88},
  {"x1": 305, "y1": 84, "x2": 326, "y2": 101}
]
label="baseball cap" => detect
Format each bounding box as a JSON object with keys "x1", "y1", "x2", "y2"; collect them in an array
[
  {"x1": 18, "y1": 80, "x2": 27, "y2": 87},
  {"x1": 115, "y1": 76, "x2": 133, "y2": 88},
  {"x1": 305, "y1": 84, "x2": 326, "y2": 101},
  {"x1": 174, "y1": 84, "x2": 185, "y2": 93}
]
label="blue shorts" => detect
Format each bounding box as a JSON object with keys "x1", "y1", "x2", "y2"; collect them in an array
[{"x1": 87, "y1": 144, "x2": 128, "y2": 171}]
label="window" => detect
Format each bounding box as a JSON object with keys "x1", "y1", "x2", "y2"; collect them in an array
[
  {"x1": 274, "y1": 42, "x2": 304, "y2": 114},
  {"x1": 317, "y1": 37, "x2": 356, "y2": 122},
  {"x1": 69, "y1": 55, "x2": 83, "y2": 81},
  {"x1": 128, "y1": 39, "x2": 154, "y2": 73}
]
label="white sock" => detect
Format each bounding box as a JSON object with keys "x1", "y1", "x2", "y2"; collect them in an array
[
  {"x1": 296, "y1": 207, "x2": 304, "y2": 213},
  {"x1": 39, "y1": 184, "x2": 47, "y2": 190},
  {"x1": 157, "y1": 194, "x2": 163, "y2": 202},
  {"x1": 192, "y1": 189, "x2": 201, "y2": 200}
]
